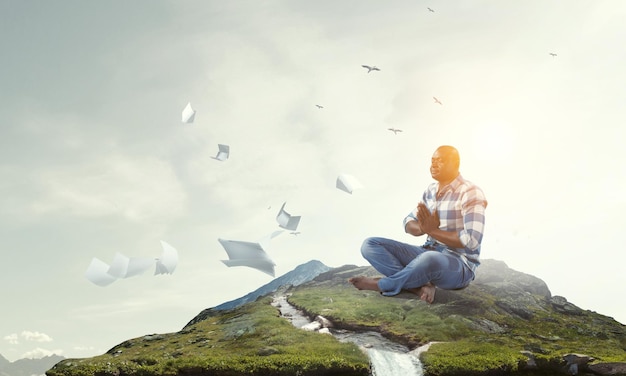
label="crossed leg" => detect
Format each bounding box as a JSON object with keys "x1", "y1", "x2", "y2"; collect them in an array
[
  {"x1": 348, "y1": 276, "x2": 381, "y2": 292},
  {"x1": 405, "y1": 283, "x2": 436, "y2": 304},
  {"x1": 348, "y1": 277, "x2": 436, "y2": 304}
]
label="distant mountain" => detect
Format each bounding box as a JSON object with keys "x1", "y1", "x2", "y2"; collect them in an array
[
  {"x1": 0, "y1": 354, "x2": 8, "y2": 376},
  {"x1": 185, "y1": 259, "x2": 331, "y2": 326},
  {"x1": 0, "y1": 354, "x2": 8, "y2": 368},
  {"x1": 0, "y1": 355, "x2": 64, "y2": 376}
]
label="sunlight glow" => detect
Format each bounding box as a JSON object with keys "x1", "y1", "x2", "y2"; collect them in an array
[{"x1": 472, "y1": 122, "x2": 516, "y2": 165}]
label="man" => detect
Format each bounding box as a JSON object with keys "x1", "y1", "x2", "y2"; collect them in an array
[{"x1": 349, "y1": 145, "x2": 487, "y2": 303}]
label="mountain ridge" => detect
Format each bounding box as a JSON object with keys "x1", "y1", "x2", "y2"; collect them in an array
[
  {"x1": 185, "y1": 259, "x2": 331, "y2": 327},
  {"x1": 0, "y1": 355, "x2": 64, "y2": 376}
]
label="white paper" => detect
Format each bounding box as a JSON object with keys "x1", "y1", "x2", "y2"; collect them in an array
[
  {"x1": 182, "y1": 102, "x2": 196, "y2": 123},
  {"x1": 218, "y1": 238, "x2": 276, "y2": 277},
  {"x1": 336, "y1": 173, "x2": 364, "y2": 194},
  {"x1": 276, "y1": 202, "x2": 301, "y2": 231},
  {"x1": 106, "y1": 252, "x2": 130, "y2": 279},
  {"x1": 211, "y1": 144, "x2": 230, "y2": 161},
  {"x1": 126, "y1": 257, "x2": 156, "y2": 277},
  {"x1": 155, "y1": 240, "x2": 178, "y2": 275},
  {"x1": 85, "y1": 258, "x2": 117, "y2": 287}
]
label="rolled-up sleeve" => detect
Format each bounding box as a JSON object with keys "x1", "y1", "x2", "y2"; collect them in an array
[
  {"x1": 458, "y1": 191, "x2": 488, "y2": 251},
  {"x1": 403, "y1": 208, "x2": 418, "y2": 231}
]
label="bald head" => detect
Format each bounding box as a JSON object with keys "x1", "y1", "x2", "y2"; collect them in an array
[
  {"x1": 435, "y1": 145, "x2": 460, "y2": 169},
  {"x1": 430, "y1": 145, "x2": 461, "y2": 184}
]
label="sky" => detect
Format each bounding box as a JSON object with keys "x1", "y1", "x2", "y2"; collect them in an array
[{"x1": 2, "y1": 0, "x2": 626, "y2": 363}]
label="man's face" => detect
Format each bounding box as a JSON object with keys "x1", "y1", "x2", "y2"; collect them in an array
[{"x1": 430, "y1": 149, "x2": 458, "y2": 183}]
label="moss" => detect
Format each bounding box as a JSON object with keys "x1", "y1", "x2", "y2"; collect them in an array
[
  {"x1": 420, "y1": 341, "x2": 527, "y2": 376},
  {"x1": 47, "y1": 297, "x2": 370, "y2": 376},
  {"x1": 288, "y1": 285, "x2": 483, "y2": 345},
  {"x1": 287, "y1": 283, "x2": 626, "y2": 374},
  {"x1": 47, "y1": 267, "x2": 626, "y2": 376}
]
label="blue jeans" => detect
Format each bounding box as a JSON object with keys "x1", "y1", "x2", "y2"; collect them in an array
[{"x1": 360, "y1": 237, "x2": 475, "y2": 296}]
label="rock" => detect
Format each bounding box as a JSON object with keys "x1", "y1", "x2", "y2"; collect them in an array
[
  {"x1": 474, "y1": 259, "x2": 552, "y2": 298},
  {"x1": 552, "y1": 296, "x2": 585, "y2": 316},
  {"x1": 563, "y1": 353, "x2": 595, "y2": 375},
  {"x1": 588, "y1": 362, "x2": 626, "y2": 375},
  {"x1": 143, "y1": 334, "x2": 164, "y2": 341},
  {"x1": 519, "y1": 350, "x2": 538, "y2": 370},
  {"x1": 257, "y1": 347, "x2": 280, "y2": 356},
  {"x1": 318, "y1": 328, "x2": 332, "y2": 335},
  {"x1": 301, "y1": 321, "x2": 322, "y2": 331},
  {"x1": 563, "y1": 353, "x2": 594, "y2": 365},
  {"x1": 315, "y1": 315, "x2": 333, "y2": 328}
]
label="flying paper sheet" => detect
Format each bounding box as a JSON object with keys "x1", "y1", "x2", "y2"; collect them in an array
[
  {"x1": 221, "y1": 259, "x2": 275, "y2": 278},
  {"x1": 128, "y1": 257, "x2": 156, "y2": 277},
  {"x1": 258, "y1": 230, "x2": 284, "y2": 251},
  {"x1": 211, "y1": 144, "x2": 230, "y2": 161},
  {"x1": 85, "y1": 258, "x2": 117, "y2": 287},
  {"x1": 276, "y1": 202, "x2": 301, "y2": 231},
  {"x1": 218, "y1": 238, "x2": 276, "y2": 277},
  {"x1": 181, "y1": 102, "x2": 196, "y2": 123},
  {"x1": 106, "y1": 252, "x2": 130, "y2": 279},
  {"x1": 107, "y1": 252, "x2": 154, "y2": 279},
  {"x1": 155, "y1": 240, "x2": 178, "y2": 275},
  {"x1": 85, "y1": 240, "x2": 179, "y2": 286},
  {"x1": 336, "y1": 173, "x2": 364, "y2": 194}
]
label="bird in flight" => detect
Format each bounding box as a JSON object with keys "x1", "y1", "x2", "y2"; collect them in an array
[
  {"x1": 362, "y1": 65, "x2": 381, "y2": 73},
  {"x1": 433, "y1": 96, "x2": 443, "y2": 105},
  {"x1": 427, "y1": 7, "x2": 435, "y2": 12},
  {"x1": 315, "y1": 104, "x2": 324, "y2": 109},
  {"x1": 549, "y1": 52, "x2": 557, "y2": 57},
  {"x1": 388, "y1": 128, "x2": 403, "y2": 135},
  {"x1": 290, "y1": 231, "x2": 301, "y2": 236}
]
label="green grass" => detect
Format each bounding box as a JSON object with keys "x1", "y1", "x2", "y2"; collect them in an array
[
  {"x1": 47, "y1": 296, "x2": 370, "y2": 376},
  {"x1": 420, "y1": 340, "x2": 528, "y2": 376},
  {"x1": 287, "y1": 283, "x2": 626, "y2": 374},
  {"x1": 288, "y1": 284, "x2": 479, "y2": 344},
  {"x1": 47, "y1": 277, "x2": 626, "y2": 376}
]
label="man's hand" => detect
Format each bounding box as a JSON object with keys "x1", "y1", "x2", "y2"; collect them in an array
[
  {"x1": 417, "y1": 202, "x2": 440, "y2": 234},
  {"x1": 416, "y1": 202, "x2": 464, "y2": 249}
]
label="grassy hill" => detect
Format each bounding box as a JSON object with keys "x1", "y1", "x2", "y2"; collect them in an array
[{"x1": 47, "y1": 259, "x2": 626, "y2": 376}]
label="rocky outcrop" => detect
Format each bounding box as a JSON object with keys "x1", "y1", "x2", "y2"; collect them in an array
[{"x1": 589, "y1": 362, "x2": 626, "y2": 375}]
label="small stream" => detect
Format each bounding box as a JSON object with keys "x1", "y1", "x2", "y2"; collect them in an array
[{"x1": 272, "y1": 295, "x2": 424, "y2": 376}]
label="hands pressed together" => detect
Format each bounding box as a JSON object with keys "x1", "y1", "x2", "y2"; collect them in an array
[{"x1": 417, "y1": 202, "x2": 440, "y2": 234}]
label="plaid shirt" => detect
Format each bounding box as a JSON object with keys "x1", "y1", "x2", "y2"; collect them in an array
[{"x1": 403, "y1": 174, "x2": 487, "y2": 265}]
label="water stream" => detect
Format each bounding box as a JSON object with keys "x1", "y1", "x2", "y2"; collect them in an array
[{"x1": 272, "y1": 295, "x2": 424, "y2": 376}]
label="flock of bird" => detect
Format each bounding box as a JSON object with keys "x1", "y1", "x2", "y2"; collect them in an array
[
  {"x1": 215, "y1": 49, "x2": 557, "y2": 277},
  {"x1": 84, "y1": 8, "x2": 560, "y2": 282},
  {"x1": 315, "y1": 65, "x2": 446, "y2": 136}
]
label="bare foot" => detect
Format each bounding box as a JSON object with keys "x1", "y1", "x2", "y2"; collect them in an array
[
  {"x1": 348, "y1": 276, "x2": 381, "y2": 292},
  {"x1": 406, "y1": 283, "x2": 436, "y2": 304}
]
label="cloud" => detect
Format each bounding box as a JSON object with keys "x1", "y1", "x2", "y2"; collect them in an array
[
  {"x1": 20, "y1": 347, "x2": 63, "y2": 360},
  {"x1": 29, "y1": 154, "x2": 187, "y2": 223},
  {"x1": 20, "y1": 331, "x2": 53, "y2": 343},
  {"x1": 72, "y1": 345, "x2": 96, "y2": 351},
  {"x1": 4, "y1": 333, "x2": 19, "y2": 344}
]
